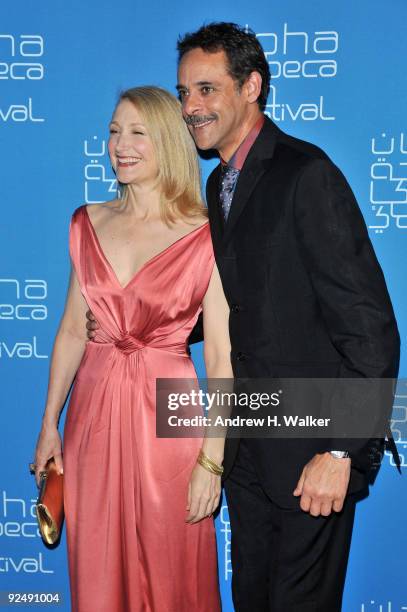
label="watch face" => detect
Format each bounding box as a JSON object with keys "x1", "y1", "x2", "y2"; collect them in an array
[{"x1": 330, "y1": 451, "x2": 349, "y2": 459}]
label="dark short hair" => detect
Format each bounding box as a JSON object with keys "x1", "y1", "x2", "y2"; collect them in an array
[{"x1": 177, "y1": 22, "x2": 270, "y2": 111}]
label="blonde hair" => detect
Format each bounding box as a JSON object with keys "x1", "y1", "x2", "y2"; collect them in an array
[{"x1": 117, "y1": 86, "x2": 207, "y2": 223}]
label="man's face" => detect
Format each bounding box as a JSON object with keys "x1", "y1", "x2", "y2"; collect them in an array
[{"x1": 177, "y1": 48, "x2": 251, "y2": 160}]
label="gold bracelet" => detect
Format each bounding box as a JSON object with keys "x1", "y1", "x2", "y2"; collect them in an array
[
  {"x1": 198, "y1": 453, "x2": 223, "y2": 476},
  {"x1": 197, "y1": 450, "x2": 224, "y2": 476}
]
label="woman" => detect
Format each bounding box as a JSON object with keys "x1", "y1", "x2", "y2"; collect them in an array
[{"x1": 33, "y1": 86, "x2": 232, "y2": 611}]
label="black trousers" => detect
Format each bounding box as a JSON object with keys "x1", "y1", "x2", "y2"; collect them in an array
[{"x1": 224, "y1": 440, "x2": 356, "y2": 612}]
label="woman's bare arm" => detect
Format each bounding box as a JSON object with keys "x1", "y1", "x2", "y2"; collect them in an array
[
  {"x1": 33, "y1": 265, "x2": 89, "y2": 484},
  {"x1": 201, "y1": 262, "x2": 233, "y2": 463},
  {"x1": 186, "y1": 262, "x2": 233, "y2": 523},
  {"x1": 42, "y1": 266, "x2": 89, "y2": 427}
]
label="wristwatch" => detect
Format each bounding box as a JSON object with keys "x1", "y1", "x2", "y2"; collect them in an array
[{"x1": 329, "y1": 450, "x2": 350, "y2": 459}]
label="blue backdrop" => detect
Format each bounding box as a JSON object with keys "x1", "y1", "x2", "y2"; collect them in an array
[{"x1": 1, "y1": 1, "x2": 406, "y2": 610}]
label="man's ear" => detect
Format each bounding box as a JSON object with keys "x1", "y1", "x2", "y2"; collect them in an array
[{"x1": 245, "y1": 71, "x2": 262, "y2": 104}]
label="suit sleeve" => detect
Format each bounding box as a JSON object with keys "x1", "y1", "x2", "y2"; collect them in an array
[
  {"x1": 187, "y1": 312, "x2": 203, "y2": 346},
  {"x1": 293, "y1": 158, "x2": 400, "y2": 467}
]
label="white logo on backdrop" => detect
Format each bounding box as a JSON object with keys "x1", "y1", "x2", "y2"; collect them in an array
[
  {"x1": 258, "y1": 24, "x2": 338, "y2": 80},
  {"x1": 0, "y1": 279, "x2": 48, "y2": 359},
  {"x1": 247, "y1": 23, "x2": 338, "y2": 122},
  {"x1": 219, "y1": 504, "x2": 232, "y2": 581},
  {"x1": 0, "y1": 490, "x2": 39, "y2": 538},
  {"x1": 84, "y1": 136, "x2": 117, "y2": 204},
  {"x1": 0, "y1": 336, "x2": 47, "y2": 359},
  {"x1": 0, "y1": 34, "x2": 44, "y2": 80},
  {"x1": 0, "y1": 279, "x2": 47, "y2": 321},
  {"x1": 265, "y1": 84, "x2": 335, "y2": 122},
  {"x1": 0, "y1": 97, "x2": 43, "y2": 123},
  {"x1": 0, "y1": 33, "x2": 45, "y2": 122},
  {"x1": 0, "y1": 490, "x2": 54, "y2": 573},
  {"x1": 369, "y1": 132, "x2": 407, "y2": 232},
  {"x1": 360, "y1": 601, "x2": 407, "y2": 611},
  {"x1": 0, "y1": 553, "x2": 53, "y2": 573},
  {"x1": 386, "y1": 380, "x2": 407, "y2": 470}
]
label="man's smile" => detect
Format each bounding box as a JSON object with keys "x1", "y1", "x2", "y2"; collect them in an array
[
  {"x1": 193, "y1": 119, "x2": 215, "y2": 129},
  {"x1": 184, "y1": 114, "x2": 217, "y2": 130}
]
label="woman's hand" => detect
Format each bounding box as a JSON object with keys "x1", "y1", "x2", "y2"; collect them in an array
[
  {"x1": 33, "y1": 424, "x2": 63, "y2": 487},
  {"x1": 186, "y1": 463, "x2": 221, "y2": 524}
]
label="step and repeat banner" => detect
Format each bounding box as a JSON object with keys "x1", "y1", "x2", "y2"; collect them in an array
[{"x1": 1, "y1": 1, "x2": 406, "y2": 610}]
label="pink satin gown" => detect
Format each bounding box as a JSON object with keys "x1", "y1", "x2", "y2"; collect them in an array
[{"x1": 63, "y1": 206, "x2": 221, "y2": 612}]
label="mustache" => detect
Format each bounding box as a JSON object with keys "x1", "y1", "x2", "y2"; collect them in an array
[{"x1": 184, "y1": 114, "x2": 217, "y2": 126}]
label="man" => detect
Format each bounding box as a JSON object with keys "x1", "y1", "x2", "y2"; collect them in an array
[
  {"x1": 88, "y1": 23, "x2": 400, "y2": 611},
  {"x1": 175, "y1": 22, "x2": 400, "y2": 611}
]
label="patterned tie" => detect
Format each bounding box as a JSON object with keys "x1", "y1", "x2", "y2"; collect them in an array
[{"x1": 219, "y1": 165, "x2": 240, "y2": 221}]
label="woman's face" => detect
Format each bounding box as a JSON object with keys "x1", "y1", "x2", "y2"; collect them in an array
[{"x1": 108, "y1": 99, "x2": 158, "y2": 187}]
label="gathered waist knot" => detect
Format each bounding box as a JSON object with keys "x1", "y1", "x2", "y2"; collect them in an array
[
  {"x1": 107, "y1": 332, "x2": 188, "y2": 357},
  {"x1": 114, "y1": 334, "x2": 145, "y2": 355}
]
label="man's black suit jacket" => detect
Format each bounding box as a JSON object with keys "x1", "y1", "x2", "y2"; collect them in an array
[{"x1": 198, "y1": 117, "x2": 399, "y2": 508}]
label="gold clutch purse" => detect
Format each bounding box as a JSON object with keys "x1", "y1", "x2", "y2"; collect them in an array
[{"x1": 35, "y1": 459, "x2": 64, "y2": 545}]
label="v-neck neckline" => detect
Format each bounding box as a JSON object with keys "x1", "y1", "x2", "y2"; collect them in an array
[{"x1": 83, "y1": 206, "x2": 209, "y2": 291}]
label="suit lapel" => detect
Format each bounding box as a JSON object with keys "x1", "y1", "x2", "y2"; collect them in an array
[
  {"x1": 222, "y1": 157, "x2": 268, "y2": 242},
  {"x1": 206, "y1": 117, "x2": 281, "y2": 245},
  {"x1": 206, "y1": 165, "x2": 224, "y2": 250}
]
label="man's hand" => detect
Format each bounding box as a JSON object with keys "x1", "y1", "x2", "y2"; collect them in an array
[
  {"x1": 293, "y1": 452, "x2": 351, "y2": 517},
  {"x1": 86, "y1": 309, "x2": 99, "y2": 340}
]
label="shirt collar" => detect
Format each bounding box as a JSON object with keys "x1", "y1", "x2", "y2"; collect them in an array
[{"x1": 220, "y1": 114, "x2": 265, "y2": 170}]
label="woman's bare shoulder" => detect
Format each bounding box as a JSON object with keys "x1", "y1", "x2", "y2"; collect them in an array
[
  {"x1": 85, "y1": 200, "x2": 121, "y2": 228},
  {"x1": 182, "y1": 214, "x2": 209, "y2": 230}
]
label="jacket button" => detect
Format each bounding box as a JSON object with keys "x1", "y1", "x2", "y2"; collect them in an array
[
  {"x1": 231, "y1": 304, "x2": 240, "y2": 313},
  {"x1": 237, "y1": 352, "x2": 246, "y2": 361}
]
